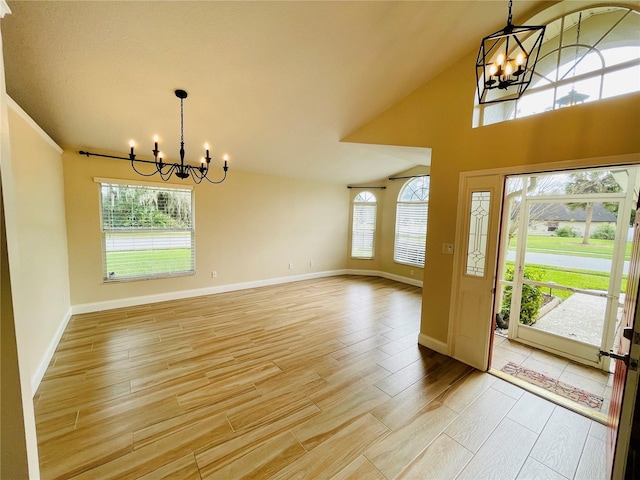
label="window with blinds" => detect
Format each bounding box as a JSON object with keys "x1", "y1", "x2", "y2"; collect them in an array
[
  {"x1": 99, "y1": 181, "x2": 195, "y2": 281},
  {"x1": 394, "y1": 176, "x2": 429, "y2": 267},
  {"x1": 351, "y1": 191, "x2": 377, "y2": 259}
]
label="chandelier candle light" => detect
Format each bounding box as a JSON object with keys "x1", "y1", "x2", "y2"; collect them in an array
[
  {"x1": 476, "y1": 0, "x2": 546, "y2": 104},
  {"x1": 80, "y1": 89, "x2": 229, "y2": 184}
]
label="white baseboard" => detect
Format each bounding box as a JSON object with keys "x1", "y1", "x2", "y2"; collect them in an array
[
  {"x1": 345, "y1": 269, "x2": 423, "y2": 288},
  {"x1": 72, "y1": 269, "x2": 421, "y2": 315},
  {"x1": 72, "y1": 270, "x2": 349, "y2": 315},
  {"x1": 31, "y1": 307, "x2": 73, "y2": 395},
  {"x1": 418, "y1": 333, "x2": 448, "y2": 355}
]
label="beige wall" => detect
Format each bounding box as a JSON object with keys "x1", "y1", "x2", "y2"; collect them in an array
[
  {"x1": 345, "y1": 50, "x2": 640, "y2": 344},
  {"x1": 63, "y1": 150, "x2": 349, "y2": 307},
  {"x1": 6, "y1": 103, "x2": 71, "y2": 386},
  {"x1": 346, "y1": 165, "x2": 429, "y2": 283}
]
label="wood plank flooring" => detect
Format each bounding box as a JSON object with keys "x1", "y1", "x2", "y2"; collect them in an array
[{"x1": 34, "y1": 276, "x2": 607, "y2": 479}]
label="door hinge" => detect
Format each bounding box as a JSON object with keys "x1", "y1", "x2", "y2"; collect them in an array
[
  {"x1": 630, "y1": 358, "x2": 639, "y2": 371},
  {"x1": 625, "y1": 327, "x2": 640, "y2": 345}
]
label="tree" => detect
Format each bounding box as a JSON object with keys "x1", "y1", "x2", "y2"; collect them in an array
[
  {"x1": 565, "y1": 171, "x2": 621, "y2": 244},
  {"x1": 505, "y1": 175, "x2": 566, "y2": 242}
]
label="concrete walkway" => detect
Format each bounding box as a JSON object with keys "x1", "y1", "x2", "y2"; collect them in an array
[{"x1": 531, "y1": 293, "x2": 620, "y2": 345}]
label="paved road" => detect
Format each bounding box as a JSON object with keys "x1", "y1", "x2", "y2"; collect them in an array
[{"x1": 506, "y1": 250, "x2": 630, "y2": 274}]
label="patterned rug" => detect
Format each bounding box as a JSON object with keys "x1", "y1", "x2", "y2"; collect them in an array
[{"x1": 501, "y1": 362, "x2": 604, "y2": 410}]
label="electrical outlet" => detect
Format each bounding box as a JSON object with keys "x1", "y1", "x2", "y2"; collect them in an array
[
  {"x1": 442, "y1": 243, "x2": 454, "y2": 255},
  {"x1": 288, "y1": 263, "x2": 293, "y2": 270},
  {"x1": 309, "y1": 260, "x2": 314, "y2": 268},
  {"x1": 410, "y1": 269, "x2": 414, "y2": 276},
  {"x1": 211, "y1": 271, "x2": 217, "y2": 278}
]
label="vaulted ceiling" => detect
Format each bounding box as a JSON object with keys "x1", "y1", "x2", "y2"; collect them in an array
[{"x1": 2, "y1": 0, "x2": 545, "y2": 184}]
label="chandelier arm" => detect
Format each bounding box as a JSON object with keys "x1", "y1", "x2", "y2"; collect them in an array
[
  {"x1": 130, "y1": 158, "x2": 161, "y2": 177},
  {"x1": 189, "y1": 168, "x2": 205, "y2": 185},
  {"x1": 159, "y1": 163, "x2": 178, "y2": 182},
  {"x1": 201, "y1": 168, "x2": 228, "y2": 184}
]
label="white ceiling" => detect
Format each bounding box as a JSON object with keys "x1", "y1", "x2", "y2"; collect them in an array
[{"x1": 2, "y1": 0, "x2": 544, "y2": 184}]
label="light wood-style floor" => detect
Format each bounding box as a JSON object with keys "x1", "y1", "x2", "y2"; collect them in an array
[{"x1": 35, "y1": 276, "x2": 607, "y2": 479}]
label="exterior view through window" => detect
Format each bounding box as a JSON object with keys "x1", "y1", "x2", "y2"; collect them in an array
[
  {"x1": 394, "y1": 176, "x2": 429, "y2": 267},
  {"x1": 351, "y1": 191, "x2": 377, "y2": 259},
  {"x1": 99, "y1": 182, "x2": 194, "y2": 281},
  {"x1": 477, "y1": 5, "x2": 640, "y2": 126}
]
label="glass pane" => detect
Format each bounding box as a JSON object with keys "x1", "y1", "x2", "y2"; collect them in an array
[
  {"x1": 511, "y1": 168, "x2": 628, "y2": 197},
  {"x1": 398, "y1": 177, "x2": 430, "y2": 202},
  {"x1": 466, "y1": 191, "x2": 491, "y2": 277},
  {"x1": 555, "y1": 76, "x2": 602, "y2": 107},
  {"x1": 104, "y1": 230, "x2": 194, "y2": 279},
  {"x1": 603, "y1": 63, "x2": 640, "y2": 99},
  {"x1": 352, "y1": 204, "x2": 376, "y2": 259},
  {"x1": 602, "y1": 46, "x2": 640, "y2": 69},
  {"x1": 394, "y1": 203, "x2": 428, "y2": 267},
  {"x1": 515, "y1": 88, "x2": 555, "y2": 119},
  {"x1": 513, "y1": 200, "x2": 620, "y2": 345}
]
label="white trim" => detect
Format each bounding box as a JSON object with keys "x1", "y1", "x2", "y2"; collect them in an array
[
  {"x1": 94, "y1": 176, "x2": 194, "y2": 190},
  {"x1": 0, "y1": 1, "x2": 11, "y2": 18},
  {"x1": 72, "y1": 269, "x2": 422, "y2": 315},
  {"x1": 345, "y1": 269, "x2": 423, "y2": 287},
  {"x1": 456, "y1": 153, "x2": 640, "y2": 179},
  {"x1": 73, "y1": 270, "x2": 345, "y2": 314},
  {"x1": 31, "y1": 308, "x2": 73, "y2": 395},
  {"x1": 6, "y1": 95, "x2": 62, "y2": 154},
  {"x1": 418, "y1": 333, "x2": 448, "y2": 355}
]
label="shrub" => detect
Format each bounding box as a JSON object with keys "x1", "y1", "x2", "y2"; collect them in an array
[
  {"x1": 591, "y1": 223, "x2": 616, "y2": 240},
  {"x1": 500, "y1": 266, "x2": 545, "y2": 326},
  {"x1": 556, "y1": 226, "x2": 577, "y2": 237}
]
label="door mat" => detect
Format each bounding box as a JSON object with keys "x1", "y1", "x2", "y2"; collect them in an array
[{"x1": 501, "y1": 362, "x2": 604, "y2": 410}]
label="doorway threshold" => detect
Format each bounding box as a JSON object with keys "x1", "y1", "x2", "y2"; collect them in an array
[{"x1": 489, "y1": 367, "x2": 607, "y2": 424}]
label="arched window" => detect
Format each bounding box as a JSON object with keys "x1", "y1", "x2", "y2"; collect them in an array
[
  {"x1": 394, "y1": 177, "x2": 429, "y2": 267},
  {"x1": 351, "y1": 191, "x2": 377, "y2": 259},
  {"x1": 477, "y1": 5, "x2": 640, "y2": 126}
]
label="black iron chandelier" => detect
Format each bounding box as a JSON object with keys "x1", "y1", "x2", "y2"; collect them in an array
[
  {"x1": 80, "y1": 89, "x2": 229, "y2": 184},
  {"x1": 476, "y1": 0, "x2": 546, "y2": 104}
]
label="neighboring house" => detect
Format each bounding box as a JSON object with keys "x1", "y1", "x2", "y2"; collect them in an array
[{"x1": 527, "y1": 202, "x2": 617, "y2": 236}]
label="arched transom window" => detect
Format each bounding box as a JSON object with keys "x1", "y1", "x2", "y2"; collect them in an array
[
  {"x1": 477, "y1": 5, "x2": 640, "y2": 126},
  {"x1": 394, "y1": 176, "x2": 429, "y2": 267}
]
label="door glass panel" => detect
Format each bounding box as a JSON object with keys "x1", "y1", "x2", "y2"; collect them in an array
[
  {"x1": 466, "y1": 191, "x2": 491, "y2": 277},
  {"x1": 511, "y1": 200, "x2": 620, "y2": 346}
]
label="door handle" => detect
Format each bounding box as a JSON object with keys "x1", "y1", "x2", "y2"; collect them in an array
[{"x1": 598, "y1": 349, "x2": 629, "y2": 365}]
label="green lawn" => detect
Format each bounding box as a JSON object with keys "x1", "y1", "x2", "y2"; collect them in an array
[
  {"x1": 508, "y1": 235, "x2": 632, "y2": 260},
  {"x1": 505, "y1": 261, "x2": 627, "y2": 301},
  {"x1": 106, "y1": 249, "x2": 193, "y2": 278}
]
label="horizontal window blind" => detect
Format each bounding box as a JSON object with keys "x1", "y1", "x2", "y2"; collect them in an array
[
  {"x1": 100, "y1": 182, "x2": 194, "y2": 281},
  {"x1": 351, "y1": 203, "x2": 376, "y2": 258},
  {"x1": 394, "y1": 202, "x2": 428, "y2": 267}
]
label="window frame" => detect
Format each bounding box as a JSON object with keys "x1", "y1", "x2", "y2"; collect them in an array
[
  {"x1": 394, "y1": 176, "x2": 430, "y2": 268},
  {"x1": 96, "y1": 177, "x2": 195, "y2": 282},
  {"x1": 475, "y1": 5, "x2": 640, "y2": 127},
  {"x1": 351, "y1": 191, "x2": 377, "y2": 260}
]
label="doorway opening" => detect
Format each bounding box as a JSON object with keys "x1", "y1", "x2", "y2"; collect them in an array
[{"x1": 490, "y1": 165, "x2": 640, "y2": 419}]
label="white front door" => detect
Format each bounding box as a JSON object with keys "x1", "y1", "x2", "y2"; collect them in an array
[{"x1": 448, "y1": 174, "x2": 504, "y2": 370}]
